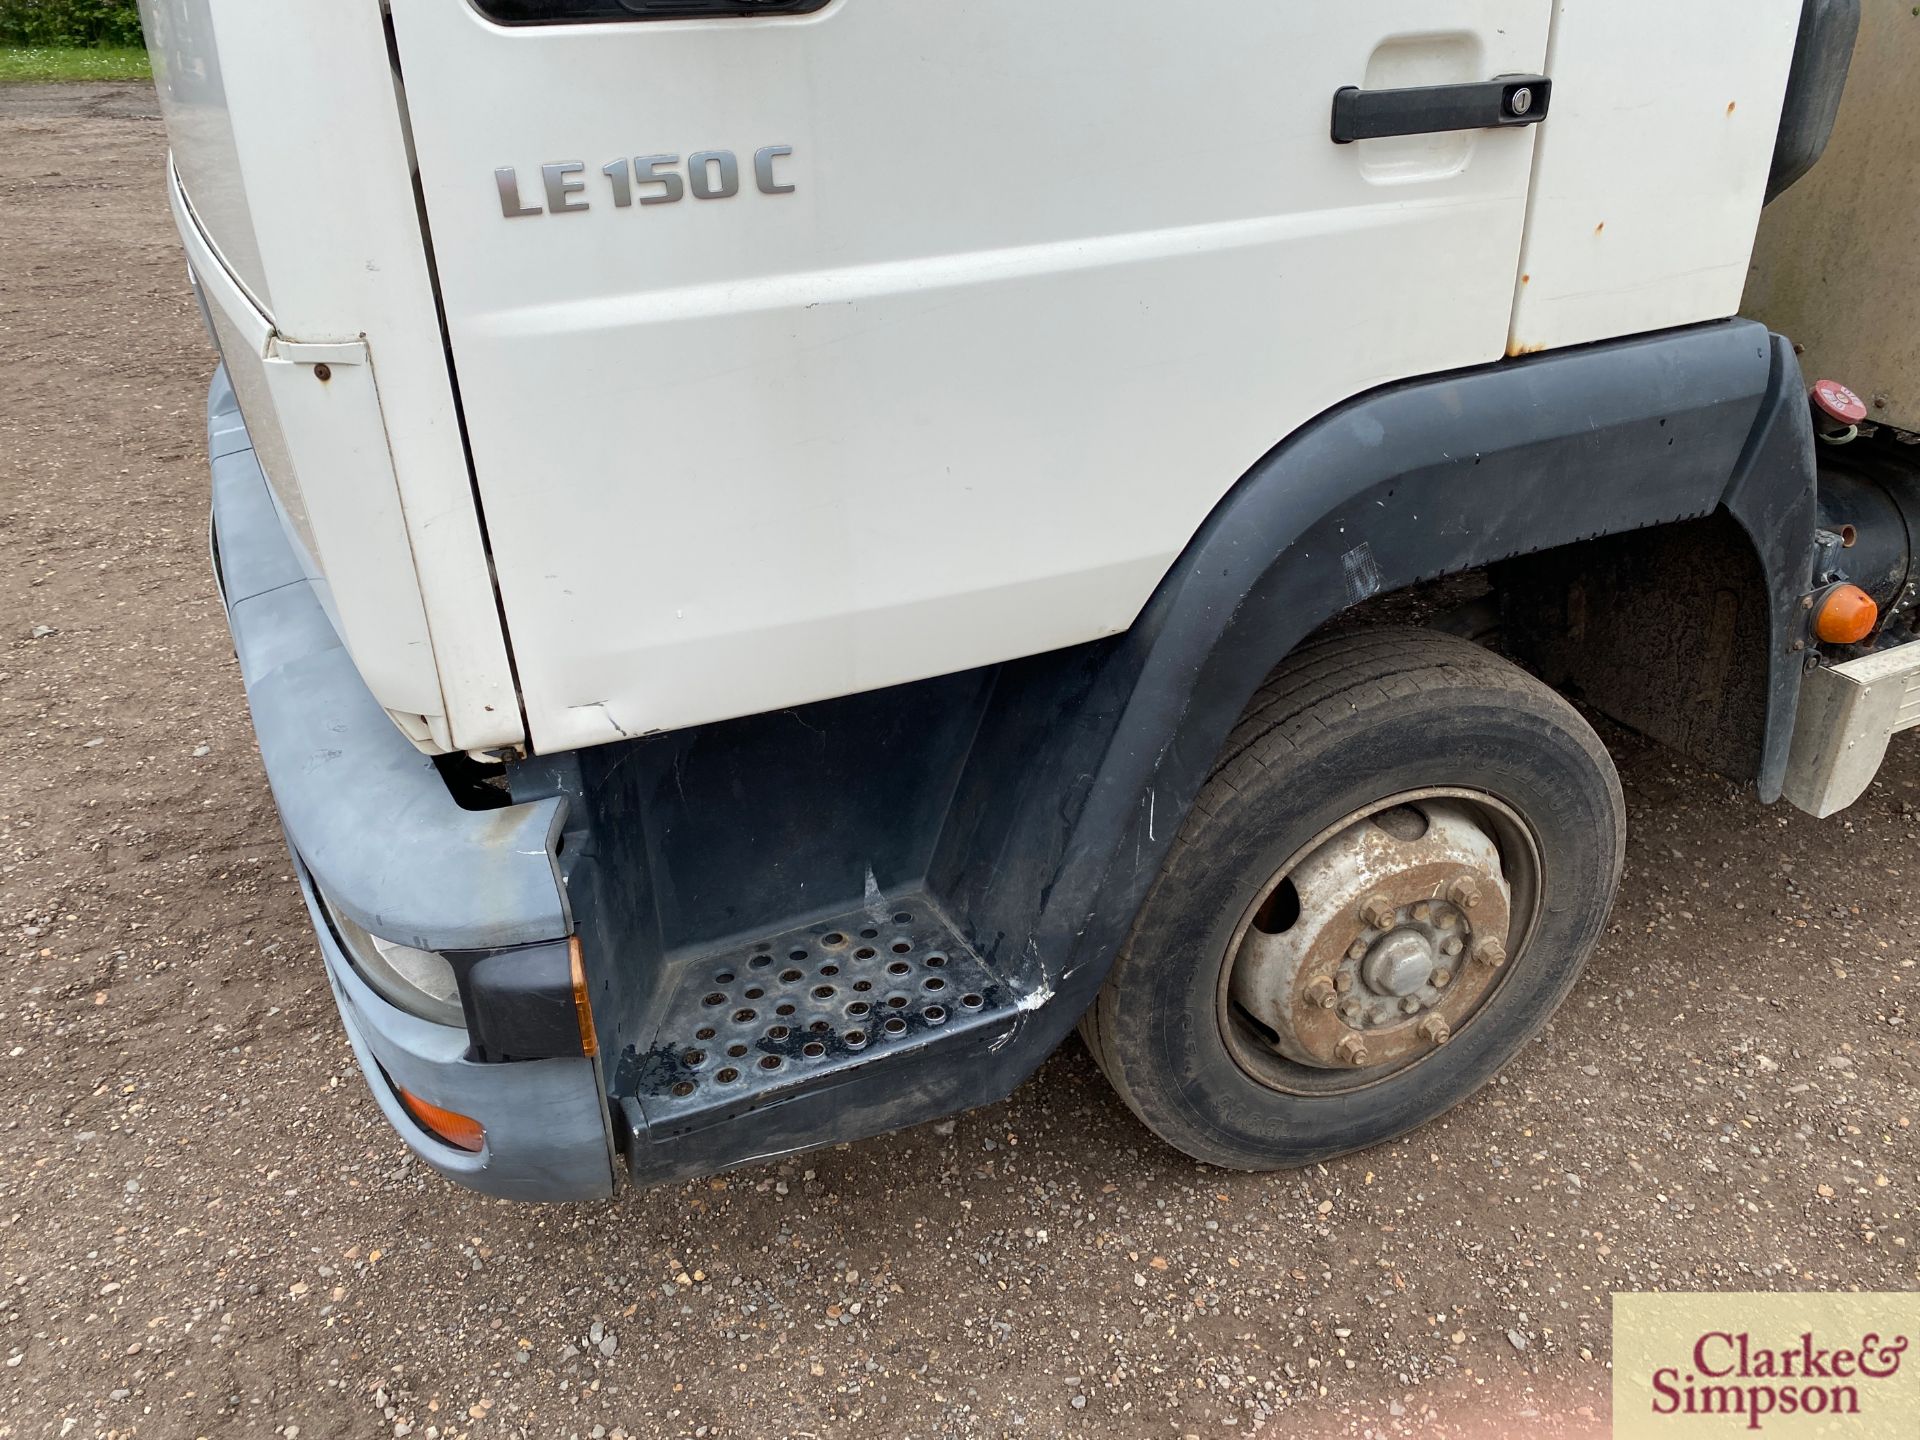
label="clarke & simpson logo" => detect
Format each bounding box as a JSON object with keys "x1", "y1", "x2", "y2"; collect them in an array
[
  {"x1": 1650, "y1": 1330, "x2": 1908, "y2": 1429},
  {"x1": 1615, "y1": 1294, "x2": 1920, "y2": 1439}
]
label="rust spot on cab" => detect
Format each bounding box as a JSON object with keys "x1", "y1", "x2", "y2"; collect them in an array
[
  {"x1": 1726, "y1": 101, "x2": 1737, "y2": 116},
  {"x1": 1594, "y1": 221, "x2": 1606, "y2": 236},
  {"x1": 1506, "y1": 339, "x2": 1547, "y2": 358}
]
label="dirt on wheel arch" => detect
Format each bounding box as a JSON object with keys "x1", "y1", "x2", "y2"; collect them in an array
[{"x1": 1, "y1": 80, "x2": 1916, "y2": 1440}]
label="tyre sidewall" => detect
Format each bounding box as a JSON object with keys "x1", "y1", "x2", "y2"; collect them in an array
[{"x1": 1105, "y1": 688, "x2": 1623, "y2": 1169}]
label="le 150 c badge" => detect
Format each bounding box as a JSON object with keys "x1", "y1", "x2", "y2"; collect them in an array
[{"x1": 495, "y1": 148, "x2": 795, "y2": 218}]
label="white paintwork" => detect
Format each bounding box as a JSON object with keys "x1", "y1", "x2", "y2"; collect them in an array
[
  {"x1": 151, "y1": 0, "x2": 1816, "y2": 762},
  {"x1": 1507, "y1": 0, "x2": 1801, "y2": 355},
  {"x1": 390, "y1": 0, "x2": 1553, "y2": 754},
  {"x1": 172, "y1": 169, "x2": 450, "y2": 742},
  {"x1": 143, "y1": 0, "x2": 524, "y2": 752}
]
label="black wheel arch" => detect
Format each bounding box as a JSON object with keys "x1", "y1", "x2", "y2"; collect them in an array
[{"x1": 941, "y1": 320, "x2": 1817, "y2": 1084}]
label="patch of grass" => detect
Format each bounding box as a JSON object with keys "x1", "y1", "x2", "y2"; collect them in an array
[{"x1": 0, "y1": 45, "x2": 150, "y2": 84}]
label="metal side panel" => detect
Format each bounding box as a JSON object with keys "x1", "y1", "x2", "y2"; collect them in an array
[
  {"x1": 1783, "y1": 644, "x2": 1920, "y2": 818},
  {"x1": 1746, "y1": 4, "x2": 1920, "y2": 432}
]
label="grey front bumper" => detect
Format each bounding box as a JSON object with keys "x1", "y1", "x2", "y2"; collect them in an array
[{"x1": 208, "y1": 367, "x2": 615, "y2": 1201}]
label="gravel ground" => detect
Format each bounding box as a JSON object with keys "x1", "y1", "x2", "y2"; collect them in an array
[{"x1": 2, "y1": 82, "x2": 1915, "y2": 1440}]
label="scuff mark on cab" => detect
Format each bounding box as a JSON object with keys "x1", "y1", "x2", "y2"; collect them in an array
[{"x1": 570, "y1": 701, "x2": 631, "y2": 739}]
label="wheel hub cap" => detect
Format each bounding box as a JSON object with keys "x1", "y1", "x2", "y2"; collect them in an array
[
  {"x1": 1362, "y1": 930, "x2": 1435, "y2": 997},
  {"x1": 1228, "y1": 800, "x2": 1514, "y2": 1072}
]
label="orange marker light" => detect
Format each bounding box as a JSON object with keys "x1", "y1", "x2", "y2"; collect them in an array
[
  {"x1": 1814, "y1": 584, "x2": 1879, "y2": 645},
  {"x1": 570, "y1": 936, "x2": 599, "y2": 1059},
  {"x1": 397, "y1": 1086, "x2": 486, "y2": 1153}
]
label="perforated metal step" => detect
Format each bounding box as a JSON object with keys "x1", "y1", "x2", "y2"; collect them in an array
[{"x1": 628, "y1": 895, "x2": 1022, "y2": 1134}]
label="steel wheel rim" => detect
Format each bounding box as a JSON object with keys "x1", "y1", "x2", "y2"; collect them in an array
[{"x1": 1215, "y1": 787, "x2": 1545, "y2": 1098}]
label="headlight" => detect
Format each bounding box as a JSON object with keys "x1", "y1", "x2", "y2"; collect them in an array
[{"x1": 322, "y1": 897, "x2": 465, "y2": 1028}]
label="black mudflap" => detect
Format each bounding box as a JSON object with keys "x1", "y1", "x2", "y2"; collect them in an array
[{"x1": 616, "y1": 892, "x2": 1032, "y2": 1182}]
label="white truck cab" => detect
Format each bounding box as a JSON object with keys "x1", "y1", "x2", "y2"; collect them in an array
[{"x1": 144, "y1": 0, "x2": 1888, "y2": 1200}]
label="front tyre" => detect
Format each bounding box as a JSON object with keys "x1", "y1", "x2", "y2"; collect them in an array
[{"x1": 1083, "y1": 628, "x2": 1625, "y2": 1170}]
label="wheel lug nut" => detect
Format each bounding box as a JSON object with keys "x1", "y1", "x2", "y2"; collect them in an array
[
  {"x1": 1432, "y1": 968, "x2": 1452, "y2": 987},
  {"x1": 1335, "y1": 972, "x2": 1355, "y2": 994},
  {"x1": 1360, "y1": 894, "x2": 1397, "y2": 930},
  {"x1": 1305, "y1": 977, "x2": 1338, "y2": 1010},
  {"x1": 1335, "y1": 1035, "x2": 1370, "y2": 1067},
  {"x1": 1347, "y1": 941, "x2": 1367, "y2": 961},
  {"x1": 1442, "y1": 936, "x2": 1464, "y2": 957},
  {"x1": 1400, "y1": 996, "x2": 1422, "y2": 1015},
  {"x1": 1447, "y1": 876, "x2": 1482, "y2": 910},
  {"x1": 1412, "y1": 901, "x2": 1432, "y2": 923},
  {"x1": 1472, "y1": 937, "x2": 1508, "y2": 969},
  {"x1": 1419, "y1": 1015, "x2": 1452, "y2": 1046},
  {"x1": 1339, "y1": 999, "x2": 1364, "y2": 1021}
]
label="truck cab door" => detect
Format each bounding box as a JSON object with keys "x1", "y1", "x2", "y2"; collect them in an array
[{"x1": 389, "y1": 1, "x2": 1553, "y2": 753}]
